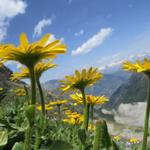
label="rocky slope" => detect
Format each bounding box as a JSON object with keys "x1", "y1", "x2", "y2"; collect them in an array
[
  {"x1": 44, "y1": 70, "x2": 131, "y2": 98},
  {"x1": 106, "y1": 73, "x2": 148, "y2": 108}
]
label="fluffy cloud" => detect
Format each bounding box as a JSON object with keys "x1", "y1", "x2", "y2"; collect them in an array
[
  {"x1": 74, "y1": 29, "x2": 84, "y2": 36},
  {"x1": 72, "y1": 27, "x2": 112, "y2": 56},
  {"x1": 46, "y1": 34, "x2": 64, "y2": 45},
  {"x1": 33, "y1": 18, "x2": 53, "y2": 37},
  {"x1": 4, "y1": 61, "x2": 23, "y2": 69},
  {"x1": 98, "y1": 50, "x2": 150, "y2": 71},
  {"x1": 0, "y1": 0, "x2": 27, "y2": 41}
]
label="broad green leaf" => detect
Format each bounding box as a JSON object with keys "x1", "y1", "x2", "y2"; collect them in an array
[
  {"x1": 11, "y1": 142, "x2": 24, "y2": 150},
  {"x1": 49, "y1": 140, "x2": 73, "y2": 150},
  {"x1": 100, "y1": 120, "x2": 111, "y2": 149},
  {"x1": 93, "y1": 120, "x2": 112, "y2": 150},
  {"x1": 0, "y1": 131, "x2": 8, "y2": 147}
]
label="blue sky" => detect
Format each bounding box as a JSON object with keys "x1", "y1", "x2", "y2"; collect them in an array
[{"x1": 1, "y1": 0, "x2": 150, "y2": 82}]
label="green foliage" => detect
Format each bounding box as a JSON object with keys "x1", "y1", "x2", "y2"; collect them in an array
[
  {"x1": 112, "y1": 140, "x2": 120, "y2": 150},
  {"x1": 0, "y1": 131, "x2": 8, "y2": 148},
  {"x1": 99, "y1": 120, "x2": 112, "y2": 149},
  {"x1": 11, "y1": 142, "x2": 24, "y2": 150},
  {"x1": 93, "y1": 121, "x2": 101, "y2": 150},
  {"x1": 78, "y1": 129, "x2": 86, "y2": 145},
  {"x1": 93, "y1": 120, "x2": 112, "y2": 150},
  {"x1": 25, "y1": 105, "x2": 35, "y2": 126},
  {"x1": 0, "y1": 75, "x2": 145, "y2": 150},
  {"x1": 48, "y1": 140, "x2": 73, "y2": 150}
]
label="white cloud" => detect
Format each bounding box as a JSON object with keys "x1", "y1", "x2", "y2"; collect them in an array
[
  {"x1": 0, "y1": 0, "x2": 27, "y2": 41},
  {"x1": 33, "y1": 18, "x2": 53, "y2": 37},
  {"x1": 72, "y1": 27, "x2": 112, "y2": 56},
  {"x1": 46, "y1": 34, "x2": 64, "y2": 45},
  {"x1": 4, "y1": 61, "x2": 23, "y2": 69},
  {"x1": 74, "y1": 29, "x2": 84, "y2": 36},
  {"x1": 98, "y1": 50, "x2": 150, "y2": 71},
  {"x1": 98, "y1": 53, "x2": 124, "y2": 71}
]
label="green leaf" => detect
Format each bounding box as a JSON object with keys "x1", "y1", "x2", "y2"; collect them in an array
[
  {"x1": 78, "y1": 129, "x2": 86, "y2": 145},
  {"x1": 112, "y1": 140, "x2": 120, "y2": 150},
  {"x1": 48, "y1": 140, "x2": 73, "y2": 150},
  {"x1": 100, "y1": 120, "x2": 111, "y2": 149},
  {"x1": 11, "y1": 142, "x2": 24, "y2": 150},
  {"x1": 93, "y1": 120, "x2": 112, "y2": 150},
  {"x1": 0, "y1": 131, "x2": 8, "y2": 147},
  {"x1": 85, "y1": 144, "x2": 93, "y2": 150}
]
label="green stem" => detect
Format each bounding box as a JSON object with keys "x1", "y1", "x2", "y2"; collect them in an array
[
  {"x1": 29, "y1": 66, "x2": 36, "y2": 105},
  {"x1": 34, "y1": 77, "x2": 46, "y2": 150},
  {"x1": 82, "y1": 103, "x2": 90, "y2": 130},
  {"x1": 81, "y1": 89, "x2": 90, "y2": 130},
  {"x1": 34, "y1": 130, "x2": 41, "y2": 150},
  {"x1": 81, "y1": 89, "x2": 86, "y2": 107},
  {"x1": 24, "y1": 125, "x2": 32, "y2": 150},
  {"x1": 93, "y1": 121, "x2": 102, "y2": 150},
  {"x1": 91, "y1": 105, "x2": 94, "y2": 129},
  {"x1": 24, "y1": 66, "x2": 36, "y2": 149},
  {"x1": 36, "y1": 78, "x2": 46, "y2": 116},
  {"x1": 24, "y1": 86, "x2": 30, "y2": 105},
  {"x1": 57, "y1": 104, "x2": 61, "y2": 121},
  {"x1": 141, "y1": 74, "x2": 150, "y2": 150}
]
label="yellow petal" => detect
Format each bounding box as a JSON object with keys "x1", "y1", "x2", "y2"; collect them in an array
[
  {"x1": 81, "y1": 69, "x2": 86, "y2": 79},
  {"x1": 20, "y1": 32, "x2": 28, "y2": 48},
  {"x1": 39, "y1": 34, "x2": 51, "y2": 46}
]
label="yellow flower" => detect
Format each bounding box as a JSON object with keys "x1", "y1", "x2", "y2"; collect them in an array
[
  {"x1": 0, "y1": 87, "x2": 3, "y2": 91},
  {"x1": 73, "y1": 103, "x2": 78, "y2": 106},
  {"x1": 65, "y1": 110, "x2": 72, "y2": 115},
  {"x1": 64, "y1": 110, "x2": 83, "y2": 125},
  {"x1": 88, "y1": 124, "x2": 96, "y2": 131},
  {"x1": 60, "y1": 67, "x2": 103, "y2": 92},
  {"x1": 11, "y1": 61, "x2": 56, "y2": 81},
  {"x1": 87, "y1": 95, "x2": 109, "y2": 105},
  {"x1": 34, "y1": 61, "x2": 56, "y2": 79},
  {"x1": 123, "y1": 58, "x2": 150, "y2": 73},
  {"x1": 37, "y1": 104, "x2": 53, "y2": 111},
  {"x1": 10, "y1": 68, "x2": 29, "y2": 81},
  {"x1": 48, "y1": 100, "x2": 67, "y2": 105},
  {"x1": 12, "y1": 88, "x2": 26, "y2": 96},
  {"x1": 62, "y1": 106, "x2": 68, "y2": 110},
  {"x1": 113, "y1": 135, "x2": 121, "y2": 141},
  {"x1": 70, "y1": 93, "x2": 108, "y2": 106},
  {"x1": 70, "y1": 93, "x2": 83, "y2": 105},
  {"x1": 129, "y1": 138, "x2": 139, "y2": 144},
  {"x1": 0, "y1": 33, "x2": 66, "y2": 68}
]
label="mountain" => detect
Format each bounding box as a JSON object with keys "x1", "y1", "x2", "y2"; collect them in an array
[
  {"x1": 0, "y1": 65, "x2": 27, "y2": 104},
  {"x1": 0, "y1": 65, "x2": 25, "y2": 88},
  {"x1": 106, "y1": 73, "x2": 148, "y2": 108},
  {"x1": 86, "y1": 70, "x2": 131, "y2": 97},
  {"x1": 44, "y1": 70, "x2": 131, "y2": 97}
]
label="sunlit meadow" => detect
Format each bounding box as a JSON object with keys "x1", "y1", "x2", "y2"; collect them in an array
[{"x1": 0, "y1": 0, "x2": 150, "y2": 150}]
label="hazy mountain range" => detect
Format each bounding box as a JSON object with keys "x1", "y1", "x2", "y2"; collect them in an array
[
  {"x1": 0, "y1": 63, "x2": 148, "y2": 110},
  {"x1": 44, "y1": 69, "x2": 149, "y2": 109}
]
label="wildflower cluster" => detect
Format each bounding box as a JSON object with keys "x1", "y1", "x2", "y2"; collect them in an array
[{"x1": 64, "y1": 110, "x2": 83, "y2": 125}]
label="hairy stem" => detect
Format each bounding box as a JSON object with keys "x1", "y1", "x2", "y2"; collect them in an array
[
  {"x1": 24, "y1": 125, "x2": 32, "y2": 150},
  {"x1": 24, "y1": 66, "x2": 36, "y2": 149},
  {"x1": 91, "y1": 105, "x2": 94, "y2": 129},
  {"x1": 141, "y1": 74, "x2": 150, "y2": 150},
  {"x1": 81, "y1": 89, "x2": 90, "y2": 130},
  {"x1": 36, "y1": 78, "x2": 46, "y2": 117},
  {"x1": 83, "y1": 103, "x2": 90, "y2": 130},
  {"x1": 29, "y1": 66, "x2": 36, "y2": 105}
]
